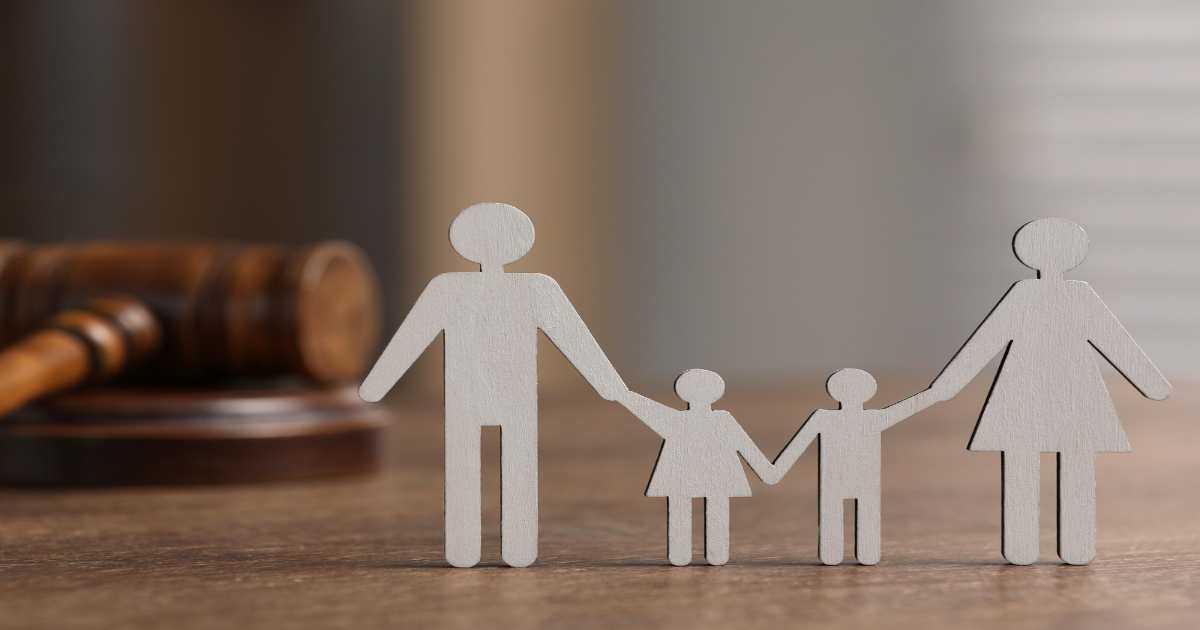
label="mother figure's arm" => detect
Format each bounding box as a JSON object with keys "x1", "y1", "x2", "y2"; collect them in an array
[
  {"x1": 1084, "y1": 286, "x2": 1171, "y2": 401},
  {"x1": 929, "y1": 283, "x2": 1019, "y2": 402}
]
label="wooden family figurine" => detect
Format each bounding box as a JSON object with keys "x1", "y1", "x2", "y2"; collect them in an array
[{"x1": 361, "y1": 206, "x2": 1170, "y2": 569}]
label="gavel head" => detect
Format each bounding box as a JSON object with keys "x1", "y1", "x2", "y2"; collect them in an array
[{"x1": 0, "y1": 241, "x2": 381, "y2": 384}]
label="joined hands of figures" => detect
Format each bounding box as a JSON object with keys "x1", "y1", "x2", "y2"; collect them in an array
[{"x1": 616, "y1": 384, "x2": 944, "y2": 488}]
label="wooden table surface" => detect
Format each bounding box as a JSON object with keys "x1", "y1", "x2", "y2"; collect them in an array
[{"x1": 1, "y1": 378, "x2": 1197, "y2": 629}]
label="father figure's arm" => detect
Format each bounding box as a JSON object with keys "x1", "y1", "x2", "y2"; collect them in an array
[
  {"x1": 359, "y1": 276, "x2": 449, "y2": 402},
  {"x1": 533, "y1": 274, "x2": 626, "y2": 401}
]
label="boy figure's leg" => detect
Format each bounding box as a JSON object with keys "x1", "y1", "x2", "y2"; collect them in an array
[
  {"x1": 855, "y1": 492, "x2": 881, "y2": 565},
  {"x1": 819, "y1": 484, "x2": 844, "y2": 565}
]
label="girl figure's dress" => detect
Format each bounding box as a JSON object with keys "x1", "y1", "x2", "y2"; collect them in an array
[
  {"x1": 645, "y1": 409, "x2": 755, "y2": 498},
  {"x1": 619, "y1": 379, "x2": 775, "y2": 566}
]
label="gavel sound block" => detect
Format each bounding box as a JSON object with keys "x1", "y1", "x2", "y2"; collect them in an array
[{"x1": 0, "y1": 241, "x2": 390, "y2": 485}]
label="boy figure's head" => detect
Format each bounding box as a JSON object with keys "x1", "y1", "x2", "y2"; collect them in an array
[
  {"x1": 826, "y1": 368, "x2": 877, "y2": 410},
  {"x1": 674, "y1": 369, "x2": 725, "y2": 410}
]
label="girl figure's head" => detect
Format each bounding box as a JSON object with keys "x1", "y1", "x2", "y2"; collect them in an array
[{"x1": 674, "y1": 369, "x2": 725, "y2": 410}]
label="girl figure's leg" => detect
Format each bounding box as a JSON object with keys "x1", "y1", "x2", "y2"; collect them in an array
[
  {"x1": 819, "y1": 484, "x2": 844, "y2": 565},
  {"x1": 704, "y1": 497, "x2": 730, "y2": 566},
  {"x1": 855, "y1": 493, "x2": 881, "y2": 565},
  {"x1": 1002, "y1": 450, "x2": 1040, "y2": 565},
  {"x1": 1057, "y1": 450, "x2": 1097, "y2": 565},
  {"x1": 668, "y1": 496, "x2": 692, "y2": 566}
]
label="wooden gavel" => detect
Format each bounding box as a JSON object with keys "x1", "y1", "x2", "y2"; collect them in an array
[{"x1": 0, "y1": 241, "x2": 381, "y2": 417}]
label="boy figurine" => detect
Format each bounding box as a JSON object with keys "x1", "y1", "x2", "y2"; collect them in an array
[{"x1": 773, "y1": 369, "x2": 936, "y2": 565}]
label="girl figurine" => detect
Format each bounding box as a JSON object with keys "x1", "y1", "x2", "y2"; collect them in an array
[{"x1": 618, "y1": 369, "x2": 778, "y2": 566}]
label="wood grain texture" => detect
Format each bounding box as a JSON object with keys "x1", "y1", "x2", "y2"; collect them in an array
[{"x1": 1, "y1": 379, "x2": 1195, "y2": 630}]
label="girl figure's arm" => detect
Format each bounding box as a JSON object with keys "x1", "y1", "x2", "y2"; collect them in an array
[
  {"x1": 1083, "y1": 284, "x2": 1171, "y2": 401},
  {"x1": 770, "y1": 410, "x2": 824, "y2": 484},
  {"x1": 724, "y1": 412, "x2": 776, "y2": 484},
  {"x1": 617, "y1": 391, "x2": 681, "y2": 437}
]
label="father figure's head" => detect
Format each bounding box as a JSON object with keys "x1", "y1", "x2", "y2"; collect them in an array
[{"x1": 449, "y1": 203, "x2": 536, "y2": 272}]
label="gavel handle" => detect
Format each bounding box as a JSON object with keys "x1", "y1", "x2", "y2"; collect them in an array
[{"x1": 0, "y1": 297, "x2": 161, "y2": 418}]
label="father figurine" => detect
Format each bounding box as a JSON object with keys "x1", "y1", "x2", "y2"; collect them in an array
[{"x1": 360, "y1": 202, "x2": 627, "y2": 567}]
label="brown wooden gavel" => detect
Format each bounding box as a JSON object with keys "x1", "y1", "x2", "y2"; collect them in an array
[{"x1": 0, "y1": 241, "x2": 381, "y2": 417}]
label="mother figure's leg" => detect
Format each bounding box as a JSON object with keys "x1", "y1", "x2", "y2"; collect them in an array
[
  {"x1": 1057, "y1": 450, "x2": 1096, "y2": 565},
  {"x1": 668, "y1": 496, "x2": 692, "y2": 566},
  {"x1": 1002, "y1": 450, "x2": 1040, "y2": 565}
]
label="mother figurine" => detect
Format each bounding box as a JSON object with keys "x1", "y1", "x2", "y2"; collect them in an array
[{"x1": 929, "y1": 218, "x2": 1171, "y2": 566}]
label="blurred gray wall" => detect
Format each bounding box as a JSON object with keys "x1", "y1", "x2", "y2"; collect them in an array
[
  {"x1": 3, "y1": 1, "x2": 1197, "y2": 386},
  {"x1": 615, "y1": 0, "x2": 1199, "y2": 382},
  {"x1": 972, "y1": 1, "x2": 1200, "y2": 378}
]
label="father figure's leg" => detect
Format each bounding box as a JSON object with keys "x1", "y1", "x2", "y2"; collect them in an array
[
  {"x1": 501, "y1": 414, "x2": 538, "y2": 567},
  {"x1": 445, "y1": 418, "x2": 482, "y2": 568}
]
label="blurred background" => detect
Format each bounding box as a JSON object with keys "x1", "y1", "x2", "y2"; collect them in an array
[{"x1": 2, "y1": 0, "x2": 1197, "y2": 392}]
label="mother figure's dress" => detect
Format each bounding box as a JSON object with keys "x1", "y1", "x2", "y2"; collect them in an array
[{"x1": 965, "y1": 279, "x2": 1130, "y2": 454}]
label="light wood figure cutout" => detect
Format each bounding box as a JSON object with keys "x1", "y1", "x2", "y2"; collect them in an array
[
  {"x1": 619, "y1": 370, "x2": 776, "y2": 566},
  {"x1": 359, "y1": 203, "x2": 627, "y2": 568},
  {"x1": 772, "y1": 369, "x2": 936, "y2": 565},
  {"x1": 928, "y1": 218, "x2": 1171, "y2": 566}
]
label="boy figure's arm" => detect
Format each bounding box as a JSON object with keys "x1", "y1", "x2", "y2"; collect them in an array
[
  {"x1": 770, "y1": 410, "x2": 824, "y2": 484},
  {"x1": 877, "y1": 390, "x2": 938, "y2": 431}
]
